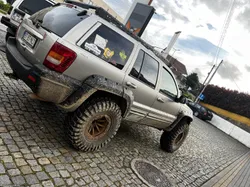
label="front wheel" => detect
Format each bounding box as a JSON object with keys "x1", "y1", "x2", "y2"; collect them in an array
[
  {"x1": 65, "y1": 97, "x2": 122, "y2": 151},
  {"x1": 160, "y1": 120, "x2": 189, "y2": 153}
]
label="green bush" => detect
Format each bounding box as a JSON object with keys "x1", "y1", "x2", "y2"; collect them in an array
[
  {"x1": 203, "y1": 85, "x2": 250, "y2": 118},
  {"x1": 0, "y1": 0, "x2": 10, "y2": 12}
]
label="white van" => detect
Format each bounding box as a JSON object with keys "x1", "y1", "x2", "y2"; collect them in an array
[{"x1": 1, "y1": 0, "x2": 56, "y2": 40}]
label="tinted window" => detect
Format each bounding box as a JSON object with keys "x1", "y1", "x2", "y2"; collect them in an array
[
  {"x1": 160, "y1": 68, "x2": 178, "y2": 97},
  {"x1": 130, "y1": 50, "x2": 144, "y2": 78},
  {"x1": 19, "y1": 0, "x2": 53, "y2": 15},
  {"x1": 139, "y1": 53, "x2": 159, "y2": 88},
  {"x1": 30, "y1": 6, "x2": 88, "y2": 37},
  {"x1": 81, "y1": 25, "x2": 134, "y2": 70},
  {"x1": 130, "y1": 50, "x2": 159, "y2": 88}
]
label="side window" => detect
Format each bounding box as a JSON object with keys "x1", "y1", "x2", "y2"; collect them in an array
[
  {"x1": 160, "y1": 68, "x2": 178, "y2": 98},
  {"x1": 81, "y1": 24, "x2": 134, "y2": 70},
  {"x1": 130, "y1": 50, "x2": 159, "y2": 88},
  {"x1": 130, "y1": 50, "x2": 144, "y2": 78}
]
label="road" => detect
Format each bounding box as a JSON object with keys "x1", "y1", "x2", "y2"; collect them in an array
[{"x1": 0, "y1": 28, "x2": 249, "y2": 187}]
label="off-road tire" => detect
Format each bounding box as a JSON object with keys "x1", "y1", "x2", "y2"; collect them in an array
[
  {"x1": 160, "y1": 120, "x2": 189, "y2": 153},
  {"x1": 65, "y1": 97, "x2": 122, "y2": 151}
]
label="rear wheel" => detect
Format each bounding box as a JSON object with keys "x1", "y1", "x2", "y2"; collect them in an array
[
  {"x1": 65, "y1": 97, "x2": 122, "y2": 151},
  {"x1": 160, "y1": 119, "x2": 189, "y2": 153}
]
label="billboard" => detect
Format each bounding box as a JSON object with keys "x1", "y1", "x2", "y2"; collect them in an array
[{"x1": 125, "y1": 3, "x2": 155, "y2": 37}]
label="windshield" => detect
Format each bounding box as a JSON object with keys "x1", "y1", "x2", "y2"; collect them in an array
[
  {"x1": 19, "y1": 0, "x2": 54, "y2": 15},
  {"x1": 30, "y1": 5, "x2": 88, "y2": 37}
]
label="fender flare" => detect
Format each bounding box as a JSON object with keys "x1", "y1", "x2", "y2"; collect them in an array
[
  {"x1": 59, "y1": 75, "x2": 134, "y2": 117},
  {"x1": 164, "y1": 112, "x2": 193, "y2": 132}
]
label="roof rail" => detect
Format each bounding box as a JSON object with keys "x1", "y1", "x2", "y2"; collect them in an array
[{"x1": 65, "y1": 0, "x2": 170, "y2": 66}]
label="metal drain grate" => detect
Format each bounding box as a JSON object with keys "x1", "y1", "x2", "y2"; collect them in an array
[{"x1": 131, "y1": 159, "x2": 174, "y2": 187}]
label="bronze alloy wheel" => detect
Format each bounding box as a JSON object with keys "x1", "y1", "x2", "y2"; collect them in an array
[
  {"x1": 66, "y1": 97, "x2": 122, "y2": 151},
  {"x1": 174, "y1": 132, "x2": 185, "y2": 146},
  {"x1": 85, "y1": 115, "x2": 111, "y2": 140}
]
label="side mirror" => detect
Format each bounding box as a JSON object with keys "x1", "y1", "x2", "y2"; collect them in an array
[{"x1": 177, "y1": 95, "x2": 187, "y2": 104}]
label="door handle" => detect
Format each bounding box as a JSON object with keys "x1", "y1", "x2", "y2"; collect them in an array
[
  {"x1": 157, "y1": 97, "x2": 165, "y2": 103},
  {"x1": 126, "y1": 81, "x2": 137, "y2": 89}
]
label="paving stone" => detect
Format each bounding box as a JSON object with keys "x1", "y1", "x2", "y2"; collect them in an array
[
  {"x1": 2, "y1": 155, "x2": 13, "y2": 163},
  {"x1": 0, "y1": 163, "x2": 5, "y2": 174},
  {"x1": 75, "y1": 178, "x2": 86, "y2": 186},
  {"x1": 38, "y1": 158, "x2": 50, "y2": 165},
  {"x1": 20, "y1": 165, "x2": 33, "y2": 174},
  {"x1": 8, "y1": 168, "x2": 20, "y2": 176},
  {"x1": 0, "y1": 175, "x2": 12, "y2": 186},
  {"x1": 13, "y1": 152, "x2": 23, "y2": 158},
  {"x1": 44, "y1": 164, "x2": 56, "y2": 172},
  {"x1": 12, "y1": 175, "x2": 26, "y2": 185},
  {"x1": 66, "y1": 178, "x2": 75, "y2": 186},
  {"x1": 31, "y1": 165, "x2": 43, "y2": 172},
  {"x1": 4, "y1": 162, "x2": 16, "y2": 169},
  {"x1": 42, "y1": 180, "x2": 54, "y2": 187},
  {"x1": 36, "y1": 171, "x2": 49, "y2": 181},
  {"x1": 53, "y1": 177, "x2": 65, "y2": 186},
  {"x1": 59, "y1": 170, "x2": 70, "y2": 178},
  {"x1": 8, "y1": 145, "x2": 19, "y2": 152},
  {"x1": 25, "y1": 174, "x2": 39, "y2": 185},
  {"x1": 31, "y1": 184, "x2": 43, "y2": 187},
  {"x1": 49, "y1": 171, "x2": 60, "y2": 178},
  {"x1": 27, "y1": 159, "x2": 38, "y2": 166},
  {"x1": 15, "y1": 158, "x2": 27, "y2": 166}
]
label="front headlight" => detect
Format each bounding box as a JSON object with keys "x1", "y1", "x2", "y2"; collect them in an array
[{"x1": 12, "y1": 13, "x2": 23, "y2": 23}]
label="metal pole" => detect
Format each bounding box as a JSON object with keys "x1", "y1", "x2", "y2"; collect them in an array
[
  {"x1": 202, "y1": 64, "x2": 216, "y2": 86},
  {"x1": 169, "y1": 49, "x2": 180, "y2": 67},
  {"x1": 195, "y1": 60, "x2": 223, "y2": 102}
]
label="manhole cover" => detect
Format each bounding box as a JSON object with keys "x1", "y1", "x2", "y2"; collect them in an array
[{"x1": 131, "y1": 159, "x2": 174, "y2": 187}]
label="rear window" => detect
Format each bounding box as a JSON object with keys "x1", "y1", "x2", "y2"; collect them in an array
[
  {"x1": 19, "y1": 0, "x2": 54, "y2": 15},
  {"x1": 30, "y1": 6, "x2": 88, "y2": 37}
]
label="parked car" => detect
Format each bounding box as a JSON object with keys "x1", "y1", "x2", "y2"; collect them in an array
[
  {"x1": 187, "y1": 102, "x2": 213, "y2": 121},
  {"x1": 5, "y1": 2, "x2": 193, "y2": 153},
  {"x1": 1, "y1": 0, "x2": 56, "y2": 41}
]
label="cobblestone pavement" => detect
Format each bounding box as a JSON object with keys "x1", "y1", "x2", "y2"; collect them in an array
[{"x1": 0, "y1": 31, "x2": 249, "y2": 186}]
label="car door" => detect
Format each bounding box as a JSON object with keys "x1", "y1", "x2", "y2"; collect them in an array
[
  {"x1": 123, "y1": 47, "x2": 158, "y2": 122},
  {"x1": 150, "y1": 66, "x2": 181, "y2": 129}
]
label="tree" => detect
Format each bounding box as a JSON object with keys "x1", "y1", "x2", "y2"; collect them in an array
[{"x1": 186, "y1": 73, "x2": 199, "y2": 90}]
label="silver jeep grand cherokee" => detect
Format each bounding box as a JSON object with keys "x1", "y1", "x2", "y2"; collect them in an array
[{"x1": 5, "y1": 2, "x2": 193, "y2": 153}]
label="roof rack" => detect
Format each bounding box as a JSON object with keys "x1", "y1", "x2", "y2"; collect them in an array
[{"x1": 64, "y1": 0, "x2": 170, "y2": 66}]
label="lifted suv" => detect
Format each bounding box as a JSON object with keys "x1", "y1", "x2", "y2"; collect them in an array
[{"x1": 5, "y1": 3, "x2": 193, "y2": 153}]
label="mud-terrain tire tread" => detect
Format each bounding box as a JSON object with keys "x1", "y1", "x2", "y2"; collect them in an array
[
  {"x1": 160, "y1": 120, "x2": 189, "y2": 153},
  {"x1": 65, "y1": 97, "x2": 122, "y2": 151}
]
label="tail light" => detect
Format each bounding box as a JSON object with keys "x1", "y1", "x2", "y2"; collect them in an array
[
  {"x1": 43, "y1": 42, "x2": 77, "y2": 73},
  {"x1": 204, "y1": 112, "x2": 207, "y2": 115}
]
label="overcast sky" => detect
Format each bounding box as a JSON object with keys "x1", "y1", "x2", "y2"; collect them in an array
[{"x1": 104, "y1": 0, "x2": 250, "y2": 93}]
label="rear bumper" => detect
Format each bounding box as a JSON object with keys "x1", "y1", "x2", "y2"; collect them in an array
[
  {"x1": 6, "y1": 37, "x2": 79, "y2": 104},
  {"x1": 1, "y1": 16, "x2": 17, "y2": 36}
]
